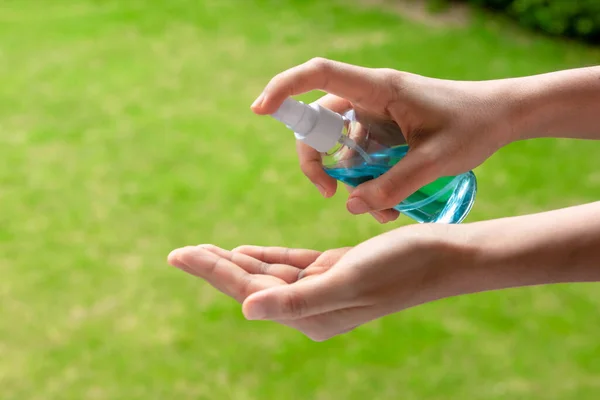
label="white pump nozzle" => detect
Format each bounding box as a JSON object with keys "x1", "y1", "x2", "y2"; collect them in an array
[{"x1": 271, "y1": 97, "x2": 345, "y2": 153}]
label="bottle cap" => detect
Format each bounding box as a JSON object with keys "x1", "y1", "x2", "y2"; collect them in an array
[{"x1": 271, "y1": 97, "x2": 344, "y2": 153}]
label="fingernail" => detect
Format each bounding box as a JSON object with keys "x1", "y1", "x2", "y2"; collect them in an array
[
  {"x1": 347, "y1": 197, "x2": 370, "y2": 214},
  {"x1": 251, "y1": 93, "x2": 265, "y2": 108},
  {"x1": 244, "y1": 303, "x2": 266, "y2": 320},
  {"x1": 315, "y1": 184, "x2": 328, "y2": 197}
]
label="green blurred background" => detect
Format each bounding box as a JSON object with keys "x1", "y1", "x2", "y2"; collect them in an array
[{"x1": 1, "y1": 0, "x2": 600, "y2": 399}]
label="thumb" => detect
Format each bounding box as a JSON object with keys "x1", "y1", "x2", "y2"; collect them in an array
[
  {"x1": 242, "y1": 275, "x2": 354, "y2": 321},
  {"x1": 347, "y1": 147, "x2": 441, "y2": 214}
]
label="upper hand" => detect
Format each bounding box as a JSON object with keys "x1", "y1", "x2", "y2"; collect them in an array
[
  {"x1": 167, "y1": 223, "x2": 473, "y2": 341},
  {"x1": 251, "y1": 58, "x2": 515, "y2": 223}
]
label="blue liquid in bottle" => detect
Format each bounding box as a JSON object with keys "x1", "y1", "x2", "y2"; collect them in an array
[{"x1": 325, "y1": 145, "x2": 477, "y2": 224}]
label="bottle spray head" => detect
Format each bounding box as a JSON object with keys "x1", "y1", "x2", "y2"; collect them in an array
[{"x1": 271, "y1": 97, "x2": 345, "y2": 153}]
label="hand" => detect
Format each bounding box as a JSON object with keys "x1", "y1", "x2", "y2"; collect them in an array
[
  {"x1": 168, "y1": 203, "x2": 600, "y2": 341},
  {"x1": 167, "y1": 223, "x2": 473, "y2": 341},
  {"x1": 251, "y1": 58, "x2": 515, "y2": 223},
  {"x1": 168, "y1": 244, "x2": 355, "y2": 340}
]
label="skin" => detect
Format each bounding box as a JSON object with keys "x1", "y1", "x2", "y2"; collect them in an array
[{"x1": 169, "y1": 59, "x2": 600, "y2": 341}]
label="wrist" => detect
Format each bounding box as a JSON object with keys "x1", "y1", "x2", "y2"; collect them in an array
[
  {"x1": 501, "y1": 67, "x2": 600, "y2": 141},
  {"x1": 442, "y1": 218, "x2": 562, "y2": 297},
  {"x1": 505, "y1": 75, "x2": 555, "y2": 141},
  {"x1": 488, "y1": 75, "x2": 546, "y2": 143},
  {"x1": 454, "y1": 203, "x2": 600, "y2": 296},
  {"x1": 472, "y1": 78, "x2": 531, "y2": 146},
  {"x1": 397, "y1": 204, "x2": 600, "y2": 306},
  {"x1": 417, "y1": 223, "x2": 502, "y2": 300}
]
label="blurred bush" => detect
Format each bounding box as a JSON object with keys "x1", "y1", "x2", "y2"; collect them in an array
[{"x1": 448, "y1": 0, "x2": 600, "y2": 43}]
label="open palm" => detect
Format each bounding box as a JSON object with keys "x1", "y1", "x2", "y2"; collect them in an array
[{"x1": 168, "y1": 245, "x2": 353, "y2": 339}]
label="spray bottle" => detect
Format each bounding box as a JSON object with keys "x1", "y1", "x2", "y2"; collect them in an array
[{"x1": 271, "y1": 97, "x2": 477, "y2": 224}]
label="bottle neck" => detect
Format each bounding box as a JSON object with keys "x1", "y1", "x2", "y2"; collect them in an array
[{"x1": 321, "y1": 111, "x2": 376, "y2": 168}]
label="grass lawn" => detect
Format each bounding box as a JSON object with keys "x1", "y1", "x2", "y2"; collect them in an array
[{"x1": 1, "y1": 0, "x2": 600, "y2": 398}]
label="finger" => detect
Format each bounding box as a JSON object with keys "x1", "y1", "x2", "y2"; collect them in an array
[
  {"x1": 232, "y1": 246, "x2": 323, "y2": 269},
  {"x1": 310, "y1": 247, "x2": 351, "y2": 268},
  {"x1": 342, "y1": 184, "x2": 399, "y2": 223},
  {"x1": 291, "y1": 306, "x2": 379, "y2": 342},
  {"x1": 297, "y1": 266, "x2": 329, "y2": 280},
  {"x1": 200, "y1": 245, "x2": 302, "y2": 284},
  {"x1": 251, "y1": 58, "x2": 387, "y2": 114},
  {"x1": 295, "y1": 94, "x2": 351, "y2": 198},
  {"x1": 242, "y1": 274, "x2": 359, "y2": 321},
  {"x1": 296, "y1": 247, "x2": 352, "y2": 280},
  {"x1": 371, "y1": 209, "x2": 400, "y2": 224},
  {"x1": 314, "y1": 93, "x2": 352, "y2": 113},
  {"x1": 347, "y1": 147, "x2": 441, "y2": 214},
  {"x1": 368, "y1": 207, "x2": 400, "y2": 224},
  {"x1": 296, "y1": 140, "x2": 336, "y2": 198},
  {"x1": 168, "y1": 246, "x2": 264, "y2": 303}
]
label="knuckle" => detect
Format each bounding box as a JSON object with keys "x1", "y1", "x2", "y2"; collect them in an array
[
  {"x1": 369, "y1": 175, "x2": 397, "y2": 208},
  {"x1": 281, "y1": 290, "x2": 308, "y2": 319},
  {"x1": 376, "y1": 67, "x2": 397, "y2": 80},
  {"x1": 376, "y1": 68, "x2": 402, "y2": 86},
  {"x1": 257, "y1": 261, "x2": 270, "y2": 275},
  {"x1": 377, "y1": 68, "x2": 407, "y2": 103},
  {"x1": 383, "y1": 68, "x2": 408, "y2": 85},
  {"x1": 299, "y1": 160, "x2": 323, "y2": 181},
  {"x1": 415, "y1": 145, "x2": 442, "y2": 172},
  {"x1": 307, "y1": 57, "x2": 332, "y2": 72}
]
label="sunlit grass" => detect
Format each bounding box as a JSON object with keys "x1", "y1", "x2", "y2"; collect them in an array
[{"x1": 1, "y1": 1, "x2": 600, "y2": 398}]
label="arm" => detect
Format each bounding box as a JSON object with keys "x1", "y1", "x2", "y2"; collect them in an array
[
  {"x1": 508, "y1": 66, "x2": 600, "y2": 141},
  {"x1": 456, "y1": 201, "x2": 600, "y2": 296}
]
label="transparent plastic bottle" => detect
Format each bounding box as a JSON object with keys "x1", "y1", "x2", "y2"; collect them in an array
[{"x1": 271, "y1": 97, "x2": 477, "y2": 224}]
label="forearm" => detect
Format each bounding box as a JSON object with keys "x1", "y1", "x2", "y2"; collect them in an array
[
  {"x1": 507, "y1": 66, "x2": 600, "y2": 141},
  {"x1": 456, "y1": 202, "x2": 600, "y2": 295}
]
